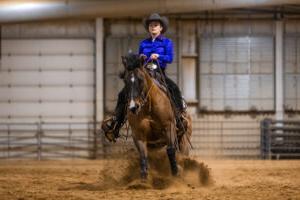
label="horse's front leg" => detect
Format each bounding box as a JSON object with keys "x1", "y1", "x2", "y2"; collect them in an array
[
  {"x1": 133, "y1": 138, "x2": 148, "y2": 180},
  {"x1": 165, "y1": 122, "x2": 178, "y2": 176}
]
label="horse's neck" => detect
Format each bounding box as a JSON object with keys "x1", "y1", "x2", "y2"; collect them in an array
[
  {"x1": 142, "y1": 68, "x2": 155, "y2": 91},
  {"x1": 141, "y1": 68, "x2": 173, "y2": 118}
]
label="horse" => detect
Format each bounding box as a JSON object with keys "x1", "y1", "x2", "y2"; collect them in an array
[{"x1": 119, "y1": 53, "x2": 192, "y2": 179}]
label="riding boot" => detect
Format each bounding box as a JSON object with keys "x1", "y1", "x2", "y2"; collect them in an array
[
  {"x1": 177, "y1": 98, "x2": 189, "y2": 136},
  {"x1": 182, "y1": 97, "x2": 188, "y2": 111},
  {"x1": 101, "y1": 88, "x2": 127, "y2": 142},
  {"x1": 163, "y1": 76, "x2": 188, "y2": 135}
]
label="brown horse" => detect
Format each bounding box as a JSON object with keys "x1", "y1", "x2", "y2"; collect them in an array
[{"x1": 120, "y1": 53, "x2": 192, "y2": 179}]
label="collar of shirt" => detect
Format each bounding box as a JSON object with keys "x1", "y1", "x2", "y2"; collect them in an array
[{"x1": 149, "y1": 34, "x2": 164, "y2": 42}]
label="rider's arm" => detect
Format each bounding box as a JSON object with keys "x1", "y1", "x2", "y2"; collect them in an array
[
  {"x1": 158, "y1": 39, "x2": 173, "y2": 64},
  {"x1": 139, "y1": 42, "x2": 147, "y2": 58}
]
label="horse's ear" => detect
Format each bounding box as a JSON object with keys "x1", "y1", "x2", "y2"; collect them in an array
[
  {"x1": 121, "y1": 56, "x2": 127, "y2": 68},
  {"x1": 119, "y1": 70, "x2": 126, "y2": 79},
  {"x1": 139, "y1": 54, "x2": 146, "y2": 68}
]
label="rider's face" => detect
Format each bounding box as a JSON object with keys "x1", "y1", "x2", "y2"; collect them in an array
[{"x1": 148, "y1": 21, "x2": 163, "y2": 36}]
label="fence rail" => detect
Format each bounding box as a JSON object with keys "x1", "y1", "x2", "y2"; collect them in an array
[
  {"x1": 190, "y1": 121, "x2": 260, "y2": 158},
  {"x1": 0, "y1": 122, "x2": 97, "y2": 160},
  {"x1": 261, "y1": 119, "x2": 300, "y2": 159},
  {"x1": 0, "y1": 120, "x2": 263, "y2": 159}
]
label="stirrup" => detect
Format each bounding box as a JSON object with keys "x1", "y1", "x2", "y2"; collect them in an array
[
  {"x1": 101, "y1": 117, "x2": 118, "y2": 142},
  {"x1": 182, "y1": 97, "x2": 187, "y2": 111},
  {"x1": 176, "y1": 113, "x2": 188, "y2": 136}
]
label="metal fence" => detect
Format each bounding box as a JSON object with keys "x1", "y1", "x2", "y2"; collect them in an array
[
  {"x1": 100, "y1": 120, "x2": 261, "y2": 159},
  {"x1": 0, "y1": 122, "x2": 97, "y2": 160},
  {"x1": 0, "y1": 120, "x2": 262, "y2": 160},
  {"x1": 261, "y1": 119, "x2": 300, "y2": 159},
  {"x1": 190, "y1": 120, "x2": 261, "y2": 158}
]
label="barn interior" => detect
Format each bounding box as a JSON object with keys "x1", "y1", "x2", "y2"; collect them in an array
[{"x1": 0, "y1": 0, "x2": 300, "y2": 159}]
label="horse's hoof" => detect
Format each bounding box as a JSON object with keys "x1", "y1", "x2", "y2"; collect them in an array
[
  {"x1": 141, "y1": 172, "x2": 148, "y2": 180},
  {"x1": 176, "y1": 165, "x2": 183, "y2": 177},
  {"x1": 172, "y1": 165, "x2": 183, "y2": 177},
  {"x1": 171, "y1": 168, "x2": 178, "y2": 176}
]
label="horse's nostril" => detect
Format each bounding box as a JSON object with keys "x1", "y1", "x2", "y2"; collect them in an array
[{"x1": 130, "y1": 106, "x2": 137, "y2": 114}]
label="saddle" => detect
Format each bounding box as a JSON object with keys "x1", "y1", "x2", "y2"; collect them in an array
[
  {"x1": 145, "y1": 63, "x2": 168, "y2": 93},
  {"x1": 145, "y1": 63, "x2": 188, "y2": 136}
]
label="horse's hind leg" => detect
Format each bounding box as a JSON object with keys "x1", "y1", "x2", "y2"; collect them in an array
[
  {"x1": 166, "y1": 123, "x2": 178, "y2": 176},
  {"x1": 133, "y1": 139, "x2": 148, "y2": 179}
]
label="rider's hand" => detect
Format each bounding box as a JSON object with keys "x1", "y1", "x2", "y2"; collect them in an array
[
  {"x1": 150, "y1": 53, "x2": 159, "y2": 60},
  {"x1": 140, "y1": 54, "x2": 147, "y2": 60}
]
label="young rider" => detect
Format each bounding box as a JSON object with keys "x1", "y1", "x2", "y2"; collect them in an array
[{"x1": 102, "y1": 13, "x2": 187, "y2": 142}]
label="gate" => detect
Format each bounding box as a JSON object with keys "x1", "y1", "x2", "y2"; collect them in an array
[{"x1": 261, "y1": 119, "x2": 300, "y2": 159}]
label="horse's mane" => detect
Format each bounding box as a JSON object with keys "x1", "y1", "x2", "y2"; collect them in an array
[{"x1": 120, "y1": 53, "x2": 169, "y2": 92}]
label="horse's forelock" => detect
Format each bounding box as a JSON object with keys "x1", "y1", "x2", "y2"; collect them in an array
[
  {"x1": 125, "y1": 53, "x2": 141, "y2": 71},
  {"x1": 123, "y1": 67, "x2": 145, "y2": 98}
]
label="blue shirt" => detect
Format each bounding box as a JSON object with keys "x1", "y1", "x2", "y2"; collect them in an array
[{"x1": 138, "y1": 35, "x2": 173, "y2": 69}]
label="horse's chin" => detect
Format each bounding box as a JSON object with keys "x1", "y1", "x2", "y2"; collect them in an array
[
  {"x1": 129, "y1": 106, "x2": 142, "y2": 115},
  {"x1": 130, "y1": 108, "x2": 141, "y2": 115}
]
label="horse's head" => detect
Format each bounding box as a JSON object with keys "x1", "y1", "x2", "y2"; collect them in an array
[{"x1": 121, "y1": 53, "x2": 147, "y2": 115}]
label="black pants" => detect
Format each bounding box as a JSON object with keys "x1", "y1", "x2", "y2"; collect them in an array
[
  {"x1": 114, "y1": 88, "x2": 127, "y2": 127},
  {"x1": 163, "y1": 73, "x2": 184, "y2": 112},
  {"x1": 114, "y1": 70, "x2": 184, "y2": 124}
]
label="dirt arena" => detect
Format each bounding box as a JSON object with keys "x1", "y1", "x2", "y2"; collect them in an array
[{"x1": 0, "y1": 152, "x2": 299, "y2": 200}]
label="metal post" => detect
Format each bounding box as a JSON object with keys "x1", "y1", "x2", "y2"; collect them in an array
[
  {"x1": 221, "y1": 122, "x2": 224, "y2": 157},
  {"x1": 7, "y1": 124, "x2": 10, "y2": 159},
  {"x1": 96, "y1": 18, "x2": 104, "y2": 122},
  {"x1": 90, "y1": 122, "x2": 97, "y2": 159},
  {"x1": 37, "y1": 122, "x2": 42, "y2": 161},
  {"x1": 268, "y1": 120, "x2": 272, "y2": 160},
  {"x1": 68, "y1": 123, "x2": 73, "y2": 159},
  {"x1": 260, "y1": 120, "x2": 264, "y2": 159},
  {"x1": 275, "y1": 19, "x2": 284, "y2": 121},
  {"x1": 95, "y1": 18, "x2": 104, "y2": 158},
  {"x1": 260, "y1": 118, "x2": 271, "y2": 159}
]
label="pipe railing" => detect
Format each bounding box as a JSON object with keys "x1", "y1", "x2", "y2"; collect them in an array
[
  {"x1": 191, "y1": 121, "x2": 260, "y2": 158},
  {"x1": 0, "y1": 120, "x2": 263, "y2": 159},
  {"x1": 261, "y1": 118, "x2": 300, "y2": 159},
  {"x1": 0, "y1": 122, "x2": 98, "y2": 160}
]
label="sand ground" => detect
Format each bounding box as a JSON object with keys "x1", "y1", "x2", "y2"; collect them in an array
[{"x1": 0, "y1": 157, "x2": 299, "y2": 200}]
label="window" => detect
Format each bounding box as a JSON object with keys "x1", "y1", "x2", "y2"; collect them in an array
[
  {"x1": 198, "y1": 21, "x2": 274, "y2": 112},
  {"x1": 284, "y1": 20, "x2": 300, "y2": 112}
]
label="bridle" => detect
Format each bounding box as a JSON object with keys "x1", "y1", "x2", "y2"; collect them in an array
[{"x1": 127, "y1": 68, "x2": 154, "y2": 113}]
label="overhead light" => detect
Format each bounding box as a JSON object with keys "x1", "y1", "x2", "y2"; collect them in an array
[
  {"x1": 0, "y1": 1, "x2": 62, "y2": 12},
  {"x1": 6, "y1": 2, "x2": 47, "y2": 11}
]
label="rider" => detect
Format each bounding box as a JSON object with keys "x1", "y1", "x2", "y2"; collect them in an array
[{"x1": 102, "y1": 13, "x2": 187, "y2": 142}]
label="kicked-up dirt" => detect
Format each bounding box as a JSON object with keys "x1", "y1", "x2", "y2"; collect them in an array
[{"x1": 0, "y1": 150, "x2": 299, "y2": 200}]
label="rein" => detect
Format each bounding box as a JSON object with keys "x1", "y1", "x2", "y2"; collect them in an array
[
  {"x1": 122, "y1": 62, "x2": 154, "y2": 140},
  {"x1": 140, "y1": 81, "x2": 154, "y2": 111}
]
